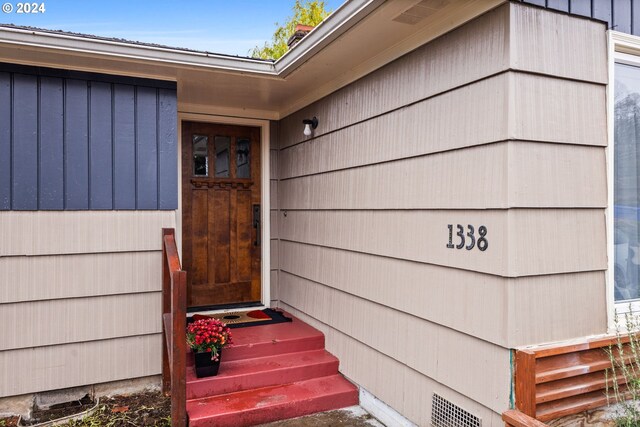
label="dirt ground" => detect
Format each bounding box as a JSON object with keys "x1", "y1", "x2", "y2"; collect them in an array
[
  {"x1": 0, "y1": 392, "x2": 170, "y2": 427},
  {"x1": 258, "y1": 406, "x2": 385, "y2": 426},
  {"x1": 1, "y1": 393, "x2": 384, "y2": 426}
]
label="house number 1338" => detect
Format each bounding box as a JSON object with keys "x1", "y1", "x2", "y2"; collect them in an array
[{"x1": 447, "y1": 224, "x2": 488, "y2": 252}]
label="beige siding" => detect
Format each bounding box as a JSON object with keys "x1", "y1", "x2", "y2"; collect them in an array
[
  {"x1": 278, "y1": 273, "x2": 511, "y2": 413},
  {"x1": 0, "y1": 251, "x2": 161, "y2": 303},
  {"x1": 0, "y1": 211, "x2": 176, "y2": 256},
  {"x1": 275, "y1": 3, "x2": 608, "y2": 425},
  {"x1": 278, "y1": 4, "x2": 511, "y2": 148},
  {"x1": 0, "y1": 210, "x2": 176, "y2": 398},
  {"x1": 279, "y1": 72, "x2": 604, "y2": 181},
  {"x1": 0, "y1": 293, "x2": 161, "y2": 350},
  {"x1": 279, "y1": 141, "x2": 606, "y2": 210},
  {"x1": 509, "y1": 3, "x2": 608, "y2": 83},
  {"x1": 279, "y1": 241, "x2": 607, "y2": 348},
  {"x1": 0, "y1": 335, "x2": 161, "y2": 397},
  {"x1": 509, "y1": 73, "x2": 606, "y2": 145},
  {"x1": 280, "y1": 73, "x2": 510, "y2": 180},
  {"x1": 279, "y1": 208, "x2": 605, "y2": 277}
]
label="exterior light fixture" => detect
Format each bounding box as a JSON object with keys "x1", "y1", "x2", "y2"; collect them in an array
[{"x1": 303, "y1": 117, "x2": 318, "y2": 136}]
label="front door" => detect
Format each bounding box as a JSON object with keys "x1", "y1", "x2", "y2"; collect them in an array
[{"x1": 182, "y1": 121, "x2": 261, "y2": 308}]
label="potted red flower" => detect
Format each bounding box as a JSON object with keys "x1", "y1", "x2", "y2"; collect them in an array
[{"x1": 186, "y1": 318, "x2": 233, "y2": 378}]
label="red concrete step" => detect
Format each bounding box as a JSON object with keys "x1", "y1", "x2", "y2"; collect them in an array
[
  {"x1": 187, "y1": 317, "x2": 325, "y2": 365},
  {"x1": 187, "y1": 374, "x2": 359, "y2": 427},
  {"x1": 186, "y1": 349, "x2": 339, "y2": 399}
]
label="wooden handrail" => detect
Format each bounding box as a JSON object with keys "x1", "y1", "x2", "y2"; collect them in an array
[
  {"x1": 502, "y1": 410, "x2": 548, "y2": 427},
  {"x1": 161, "y1": 228, "x2": 187, "y2": 427}
]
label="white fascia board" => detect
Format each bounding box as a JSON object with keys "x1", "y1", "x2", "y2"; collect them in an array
[
  {"x1": 0, "y1": 26, "x2": 277, "y2": 75},
  {"x1": 0, "y1": 0, "x2": 385, "y2": 79}
]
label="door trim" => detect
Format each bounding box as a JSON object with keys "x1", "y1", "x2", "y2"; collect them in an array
[{"x1": 177, "y1": 112, "x2": 271, "y2": 307}]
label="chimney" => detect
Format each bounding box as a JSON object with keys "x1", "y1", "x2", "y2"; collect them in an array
[{"x1": 287, "y1": 24, "x2": 314, "y2": 49}]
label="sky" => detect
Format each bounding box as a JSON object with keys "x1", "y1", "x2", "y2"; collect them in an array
[{"x1": 0, "y1": 0, "x2": 345, "y2": 56}]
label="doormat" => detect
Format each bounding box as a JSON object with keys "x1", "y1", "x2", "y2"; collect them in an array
[{"x1": 188, "y1": 308, "x2": 292, "y2": 329}]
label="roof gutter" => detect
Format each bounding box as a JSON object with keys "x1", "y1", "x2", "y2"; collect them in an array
[{"x1": 0, "y1": 0, "x2": 385, "y2": 78}]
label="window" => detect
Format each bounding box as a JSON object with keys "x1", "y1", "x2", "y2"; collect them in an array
[
  {"x1": 610, "y1": 33, "x2": 640, "y2": 318},
  {"x1": 614, "y1": 62, "x2": 640, "y2": 302}
]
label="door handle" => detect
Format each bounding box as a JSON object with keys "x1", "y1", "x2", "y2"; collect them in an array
[{"x1": 253, "y1": 204, "x2": 260, "y2": 246}]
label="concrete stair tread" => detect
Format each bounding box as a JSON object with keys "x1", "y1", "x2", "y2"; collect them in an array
[
  {"x1": 186, "y1": 350, "x2": 339, "y2": 399},
  {"x1": 186, "y1": 374, "x2": 359, "y2": 427}
]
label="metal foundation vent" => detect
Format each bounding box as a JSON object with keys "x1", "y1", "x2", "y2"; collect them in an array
[{"x1": 431, "y1": 393, "x2": 481, "y2": 427}]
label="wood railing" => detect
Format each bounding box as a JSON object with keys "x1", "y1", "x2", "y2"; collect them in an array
[
  {"x1": 513, "y1": 335, "x2": 631, "y2": 423},
  {"x1": 161, "y1": 228, "x2": 187, "y2": 427},
  {"x1": 502, "y1": 409, "x2": 548, "y2": 427}
]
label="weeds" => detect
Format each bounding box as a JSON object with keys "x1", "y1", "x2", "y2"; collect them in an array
[{"x1": 606, "y1": 307, "x2": 640, "y2": 426}]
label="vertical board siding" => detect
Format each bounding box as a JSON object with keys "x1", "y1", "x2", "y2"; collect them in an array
[
  {"x1": 39, "y1": 77, "x2": 64, "y2": 210},
  {"x1": 64, "y1": 79, "x2": 89, "y2": 209},
  {"x1": 113, "y1": 84, "x2": 137, "y2": 209},
  {"x1": 158, "y1": 88, "x2": 178, "y2": 209},
  {"x1": 89, "y1": 82, "x2": 113, "y2": 209},
  {"x1": 135, "y1": 87, "x2": 158, "y2": 209},
  {"x1": 525, "y1": 0, "x2": 640, "y2": 35},
  {"x1": 614, "y1": 0, "x2": 632, "y2": 33},
  {"x1": 0, "y1": 73, "x2": 9, "y2": 209},
  {"x1": 0, "y1": 65, "x2": 177, "y2": 210},
  {"x1": 634, "y1": 0, "x2": 640, "y2": 34},
  {"x1": 12, "y1": 74, "x2": 38, "y2": 210}
]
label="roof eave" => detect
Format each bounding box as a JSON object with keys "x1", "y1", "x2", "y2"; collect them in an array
[{"x1": 0, "y1": 0, "x2": 385, "y2": 78}]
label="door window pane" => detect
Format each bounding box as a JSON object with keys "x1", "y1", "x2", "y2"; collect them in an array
[
  {"x1": 192, "y1": 135, "x2": 208, "y2": 176},
  {"x1": 614, "y1": 62, "x2": 640, "y2": 301},
  {"x1": 237, "y1": 138, "x2": 251, "y2": 179},
  {"x1": 214, "y1": 136, "x2": 230, "y2": 178}
]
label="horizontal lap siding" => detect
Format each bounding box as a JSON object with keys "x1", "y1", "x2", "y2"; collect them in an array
[
  {"x1": 0, "y1": 65, "x2": 178, "y2": 211},
  {"x1": 0, "y1": 251, "x2": 161, "y2": 304},
  {"x1": 0, "y1": 293, "x2": 161, "y2": 351},
  {"x1": 276, "y1": 3, "x2": 609, "y2": 424},
  {"x1": 0, "y1": 211, "x2": 175, "y2": 397},
  {"x1": 280, "y1": 142, "x2": 606, "y2": 210},
  {"x1": 279, "y1": 241, "x2": 607, "y2": 348},
  {"x1": 0, "y1": 211, "x2": 175, "y2": 256},
  {"x1": 279, "y1": 209, "x2": 606, "y2": 277},
  {"x1": 0, "y1": 335, "x2": 161, "y2": 398},
  {"x1": 278, "y1": 274, "x2": 511, "y2": 413}
]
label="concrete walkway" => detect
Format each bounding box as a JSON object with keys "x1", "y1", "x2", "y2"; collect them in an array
[{"x1": 258, "y1": 406, "x2": 386, "y2": 426}]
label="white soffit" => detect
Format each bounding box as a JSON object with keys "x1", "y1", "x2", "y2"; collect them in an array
[{"x1": 0, "y1": 0, "x2": 505, "y2": 118}]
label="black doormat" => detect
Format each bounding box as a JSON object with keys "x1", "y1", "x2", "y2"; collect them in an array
[{"x1": 188, "y1": 308, "x2": 292, "y2": 329}]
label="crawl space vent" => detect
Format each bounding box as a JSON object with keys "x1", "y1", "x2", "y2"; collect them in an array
[{"x1": 431, "y1": 393, "x2": 481, "y2": 427}]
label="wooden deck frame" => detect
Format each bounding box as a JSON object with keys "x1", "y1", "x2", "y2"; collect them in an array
[{"x1": 512, "y1": 335, "x2": 633, "y2": 423}]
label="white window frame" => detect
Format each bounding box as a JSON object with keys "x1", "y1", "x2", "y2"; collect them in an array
[{"x1": 607, "y1": 31, "x2": 640, "y2": 329}]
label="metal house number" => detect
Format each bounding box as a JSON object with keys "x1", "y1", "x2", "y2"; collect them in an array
[{"x1": 447, "y1": 224, "x2": 488, "y2": 252}]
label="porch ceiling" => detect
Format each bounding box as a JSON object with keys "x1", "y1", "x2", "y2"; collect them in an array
[{"x1": 0, "y1": 0, "x2": 504, "y2": 119}]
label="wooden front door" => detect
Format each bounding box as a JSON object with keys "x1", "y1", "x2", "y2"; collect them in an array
[{"x1": 182, "y1": 122, "x2": 261, "y2": 308}]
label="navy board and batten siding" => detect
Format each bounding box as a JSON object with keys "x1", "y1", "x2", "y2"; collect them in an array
[
  {"x1": 0, "y1": 63, "x2": 178, "y2": 211},
  {"x1": 521, "y1": 0, "x2": 640, "y2": 35}
]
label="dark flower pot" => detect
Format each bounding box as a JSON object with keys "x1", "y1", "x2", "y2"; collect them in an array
[{"x1": 194, "y1": 348, "x2": 222, "y2": 378}]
